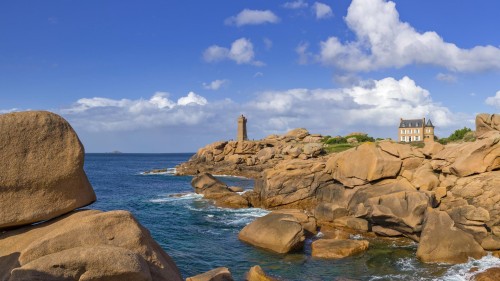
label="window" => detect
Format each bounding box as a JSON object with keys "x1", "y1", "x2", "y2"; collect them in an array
[
  {"x1": 401, "y1": 136, "x2": 405, "y2": 142},
  {"x1": 415, "y1": 136, "x2": 420, "y2": 141}
]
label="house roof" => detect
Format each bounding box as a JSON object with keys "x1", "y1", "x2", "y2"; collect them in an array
[
  {"x1": 399, "y1": 119, "x2": 423, "y2": 128},
  {"x1": 426, "y1": 119, "x2": 434, "y2": 127}
]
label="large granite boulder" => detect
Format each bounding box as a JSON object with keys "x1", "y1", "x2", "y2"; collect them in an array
[
  {"x1": 238, "y1": 212, "x2": 305, "y2": 254},
  {"x1": 311, "y1": 239, "x2": 369, "y2": 259},
  {"x1": 191, "y1": 173, "x2": 229, "y2": 195},
  {"x1": 0, "y1": 210, "x2": 183, "y2": 281},
  {"x1": 430, "y1": 134, "x2": 500, "y2": 177},
  {"x1": 0, "y1": 111, "x2": 96, "y2": 229},
  {"x1": 326, "y1": 143, "x2": 402, "y2": 188},
  {"x1": 474, "y1": 267, "x2": 500, "y2": 281},
  {"x1": 416, "y1": 209, "x2": 485, "y2": 264},
  {"x1": 476, "y1": 113, "x2": 500, "y2": 138}
]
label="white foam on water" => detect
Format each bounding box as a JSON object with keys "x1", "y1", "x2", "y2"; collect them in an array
[
  {"x1": 441, "y1": 253, "x2": 500, "y2": 281},
  {"x1": 139, "y1": 167, "x2": 177, "y2": 176},
  {"x1": 396, "y1": 257, "x2": 417, "y2": 272},
  {"x1": 149, "y1": 193, "x2": 202, "y2": 203},
  {"x1": 315, "y1": 232, "x2": 325, "y2": 238},
  {"x1": 213, "y1": 174, "x2": 249, "y2": 179},
  {"x1": 350, "y1": 234, "x2": 363, "y2": 240}
]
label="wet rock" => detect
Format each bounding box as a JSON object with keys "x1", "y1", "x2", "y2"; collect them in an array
[
  {"x1": 246, "y1": 265, "x2": 278, "y2": 281},
  {"x1": 186, "y1": 267, "x2": 234, "y2": 281},
  {"x1": 311, "y1": 239, "x2": 369, "y2": 259},
  {"x1": 473, "y1": 267, "x2": 500, "y2": 281}
]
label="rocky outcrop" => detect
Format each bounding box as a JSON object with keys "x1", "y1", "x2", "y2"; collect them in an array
[
  {"x1": 1, "y1": 210, "x2": 182, "y2": 281},
  {"x1": 186, "y1": 267, "x2": 234, "y2": 281},
  {"x1": 326, "y1": 142, "x2": 402, "y2": 188},
  {"x1": 476, "y1": 113, "x2": 500, "y2": 138},
  {"x1": 238, "y1": 212, "x2": 305, "y2": 254},
  {"x1": 0, "y1": 111, "x2": 182, "y2": 281},
  {"x1": 176, "y1": 129, "x2": 326, "y2": 178},
  {"x1": 0, "y1": 111, "x2": 96, "y2": 229},
  {"x1": 191, "y1": 173, "x2": 249, "y2": 208},
  {"x1": 416, "y1": 209, "x2": 485, "y2": 264},
  {"x1": 311, "y1": 239, "x2": 369, "y2": 259}
]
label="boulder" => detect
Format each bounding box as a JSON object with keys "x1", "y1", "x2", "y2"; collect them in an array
[
  {"x1": 10, "y1": 246, "x2": 151, "y2": 281},
  {"x1": 0, "y1": 210, "x2": 182, "y2": 281},
  {"x1": 314, "y1": 203, "x2": 349, "y2": 223},
  {"x1": 326, "y1": 143, "x2": 402, "y2": 188},
  {"x1": 333, "y1": 217, "x2": 370, "y2": 232},
  {"x1": 238, "y1": 212, "x2": 305, "y2": 254},
  {"x1": 416, "y1": 209, "x2": 485, "y2": 264},
  {"x1": 191, "y1": 173, "x2": 229, "y2": 195},
  {"x1": 411, "y1": 163, "x2": 440, "y2": 191},
  {"x1": 186, "y1": 267, "x2": 234, "y2": 281},
  {"x1": 422, "y1": 142, "x2": 444, "y2": 157},
  {"x1": 228, "y1": 186, "x2": 244, "y2": 192},
  {"x1": 372, "y1": 225, "x2": 402, "y2": 237},
  {"x1": 476, "y1": 113, "x2": 500, "y2": 138},
  {"x1": 303, "y1": 143, "x2": 323, "y2": 157},
  {"x1": 0, "y1": 111, "x2": 96, "y2": 229},
  {"x1": 285, "y1": 128, "x2": 309, "y2": 140},
  {"x1": 215, "y1": 194, "x2": 249, "y2": 209},
  {"x1": 431, "y1": 134, "x2": 500, "y2": 177},
  {"x1": 272, "y1": 209, "x2": 317, "y2": 235},
  {"x1": 246, "y1": 265, "x2": 278, "y2": 281},
  {"x1": 473, "y1": 267, "x2": 500, "y2": 281},
  {"x1": 480, "y1": 235, "x2": 500, "y2": 251},
  {"x1": 311, "y1": 239, "x2": 369, "y2": 259}
]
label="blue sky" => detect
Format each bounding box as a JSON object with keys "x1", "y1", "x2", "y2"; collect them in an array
[{"x1": 1, "y1": 0, "x2": 499, "y2": 152}]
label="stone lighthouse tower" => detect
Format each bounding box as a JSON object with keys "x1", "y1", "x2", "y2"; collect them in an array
[{"x1": 237, "y1": 115, "x2": 248, "y2": 142}]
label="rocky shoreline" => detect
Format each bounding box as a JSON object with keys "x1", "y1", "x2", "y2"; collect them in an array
[
  {"x1": 1, "y1": 111, "x2": 499, "y2": 281},
  {"x1": 179, "y1": 113, "x2": 500, "y2": 279}
]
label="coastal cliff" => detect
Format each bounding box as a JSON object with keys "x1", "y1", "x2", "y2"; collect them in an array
[
  {"x1": 0, "y1": 111, "x2": 183, "y2": 281},
  {"x1": 181, "y1": 113, "x2": 500, "y2": 265}
]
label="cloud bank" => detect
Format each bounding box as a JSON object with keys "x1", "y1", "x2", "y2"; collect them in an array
[
  {"x1": 59, "y1": 77, "x2": 459, "y2": 139},
  {"x1": 316, "y1": 0, "x2": 500, "y2": 72},
  {"x1": 485, "y1": 91, "x2": 500, "y2": 108}
]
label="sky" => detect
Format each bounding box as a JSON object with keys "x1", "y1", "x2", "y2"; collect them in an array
[{"x1": 1, "y1": 0, "x2": 499, "y2": 152}]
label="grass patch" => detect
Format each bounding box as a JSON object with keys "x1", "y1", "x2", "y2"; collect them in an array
[{"x1": 324, "y1": 143, "x2": 357, "y2": 153}]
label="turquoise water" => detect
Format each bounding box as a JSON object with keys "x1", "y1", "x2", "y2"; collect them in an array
[{"x1": 84, "y1": 153, "x2": 499, "y2": 281}]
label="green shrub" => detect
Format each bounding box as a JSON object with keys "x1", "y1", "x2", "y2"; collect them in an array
[
  {"x1": 324, "y1": 143, "x2": 356, "y2": 153},
  {"x1": 325, "y1": 136, "x2": 347, "y2": 144},
  {"x1": 448, "y1": 127, "x2": 472, "y2": 142}
]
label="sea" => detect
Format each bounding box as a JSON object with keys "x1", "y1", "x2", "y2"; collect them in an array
[{"x1": 84, "y1": 153, "x2": 500, "y2": 281}]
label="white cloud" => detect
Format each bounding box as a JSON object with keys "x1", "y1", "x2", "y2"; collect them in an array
[
  {"x1": 313, "y1": 2, "x2": 333, "y2": 19},
  {"x1": 177, "y1": 92, "x2": 208, "y2": 106},
  {"x1": 225, "y1": 9, "x2": 279, "y2": 26},
  {"x1": 203, "y1": 38, "x2": 264, "y2": 66},
  {"x1": 435, "y1": 73, "x2": 457, "y2": 83},
  {"x1": 56, "y1": 76, "x2": 467, "y2": 151},
  {"x1": 317, "y1": 0, "x2": 500, "y2": 72},
  {"x1": 283, "y1": 0, "x2": 308, "y2": 9},
  {"x1": 203, "y1": 79, "x2": 228, "y2": 90},
  {"x1": 254, "y1": 72, "x2": 264, "y2": 78},
  {"x1": 485, "y1": 91, "x2": 500, "y2": 108}
]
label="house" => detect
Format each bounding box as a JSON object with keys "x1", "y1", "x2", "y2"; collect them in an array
[{"x1": 398, "y1": 118, "x2": 434, "y2": 142}]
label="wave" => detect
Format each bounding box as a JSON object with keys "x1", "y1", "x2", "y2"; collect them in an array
[
  {"x1": 140, "y1": 167, "x2": 177, "y2": 176},
  {"x1": 149, "y1": 192, "x2": 202, "y2": 203},
  {"x1": 443, "y1": 253, "x2": 500, "y2": 281}
]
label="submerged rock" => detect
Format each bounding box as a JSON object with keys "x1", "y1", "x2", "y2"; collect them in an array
[
  {"x1": 246, "y1": 265, "x2": 278, "y2": 281},
  {"x1": 311, "y1": 239, "x2": 369, "y2": 259},
  {"x1": 0, "y1": 111, "x2": 96, "y2": 229},
  {"x1": 186, "y1": 267, "x2": 234, "y2": 281}
]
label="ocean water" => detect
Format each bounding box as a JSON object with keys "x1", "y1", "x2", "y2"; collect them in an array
[{"x1": 84, "y1": 153, "x2": 499, "y2": 281}]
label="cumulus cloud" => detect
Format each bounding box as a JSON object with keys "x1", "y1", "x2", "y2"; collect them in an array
[
  {"x1": 435, "y1": 73, "x2": 457, "y2": 83},
  {"x1": 283, "y1": 0, "x2": 308, "y2": 9},
  {"x1": 203, "y1": 38, "x2": 264, "y2": 66},
  {"x1": 296, "y1": 41, "x2": 312, "y2": 64},
  {"x1": 317, "y1": 0, "x2": 500, "y2": 72},
  {"x1": 56, "y1": 76, "x2": 467, "y2": 151},
  {"x1": 485, "y1": 91, "x2": 500, "y2": 108},
  {"x1": 313, "y1": 2, "x2": 333, "y2": 19},
  {"x1": 203, "y1": 79, "x2": 228, "y2": 90},
  {"x1": 225, "y1": 9, "x2": 279, "y2": 26}
]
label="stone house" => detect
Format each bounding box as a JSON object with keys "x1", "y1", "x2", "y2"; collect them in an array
[{"x1": 398, "y1": 118, "x2": 434, "y2": 142}]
